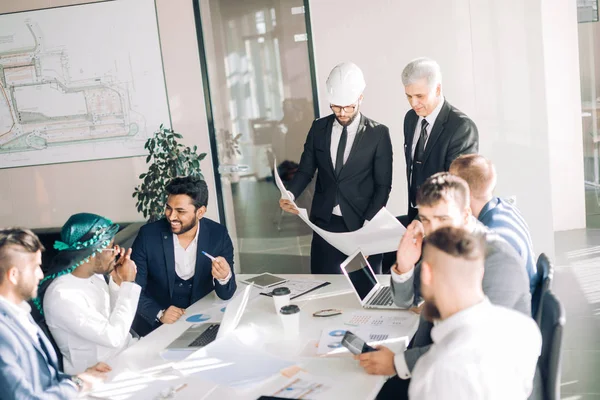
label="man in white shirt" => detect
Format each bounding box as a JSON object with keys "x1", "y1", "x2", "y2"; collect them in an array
[
  {"x1": 0, "y1": 227, "x2": 109, "y2": 398},
  {"x1": 279, "y1": 61, "x2": 393, "y2": 274},
  {"x1": 38, "y1": 213, "x2": 140, "y2": 374},
  {"x1": 406, "y1": 226, "x2": 541, "y2": 399},
  {"x1": 355, "y1": 172, "x2": 532, "y2": 399},
  {"x1": 131, "y1": 176, "x2": 236, "y2": 336}
]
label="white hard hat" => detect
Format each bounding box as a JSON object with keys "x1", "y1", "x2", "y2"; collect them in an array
[{"x1": 326, "y1": 62, "x2": 366, "y2": 106}]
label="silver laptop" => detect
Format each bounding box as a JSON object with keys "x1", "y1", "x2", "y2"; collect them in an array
[
  {"x1": 341, "y1": 249, "x2": 401, "y2": 310},
  {"x1": 165, "y1": 283, "x2": 253, "y2": 351}
]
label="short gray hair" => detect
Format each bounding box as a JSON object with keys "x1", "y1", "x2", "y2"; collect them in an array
[{"x1": 401, "y1": 57, "x2": 442, "y2": 88}]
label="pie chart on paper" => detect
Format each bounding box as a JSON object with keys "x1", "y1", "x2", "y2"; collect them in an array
[{"x1": 186, "y1": 314, "x2": 211, "y2": 323}]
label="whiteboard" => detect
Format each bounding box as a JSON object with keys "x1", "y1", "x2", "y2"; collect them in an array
[{"x1": 0, "y1": 0, "x2": 171, "y2": 168}]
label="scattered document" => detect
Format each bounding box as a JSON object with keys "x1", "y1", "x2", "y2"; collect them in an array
[
  {"x1": 274, "y1": 159, "x2": 406, "y2": 256},
  {"x1": 270, "y1": 371, "x2": 333, "y2": 399},
  {"x1": 344, "y1": 312, "x2": 416, "y2": 327},
  {"x1": 174, "y1": 332, "x2": 293, "y2": 389},
  {"x1": 261, "y1": 279, "x2": 330, "y2": 300},
  {"x1": 274, "y1": 158, "x2": 296, "y2": 202}
]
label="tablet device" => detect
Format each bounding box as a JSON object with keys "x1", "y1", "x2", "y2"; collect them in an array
[
  {"x1": 240, "y1": 273, "x2": 287, "y2": 289},
  {"x1": 341, "y1": 330, "x2": 377, "y2": 355}
]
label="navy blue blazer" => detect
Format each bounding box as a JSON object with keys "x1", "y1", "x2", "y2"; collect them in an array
[
  {"x1": 0, "y1": 300, "x2": 77, "y2": 399},
  {"x1": 131, "y1": 217, "x2": 236, "y2": 336}
]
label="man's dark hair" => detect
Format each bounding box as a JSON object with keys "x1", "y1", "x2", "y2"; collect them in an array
[
  {"x1": 416, "y1": 172, "x2": 469, "y2": 210},
  {"x1": 166, "y1": 176, "x2": 209, "y2": 209},
  {"x1": 423, "y1": 226, "x2": 485, "y2": 261},
  {"x1": 0, "y1": 228, "x2": 45, "y2": 284}
]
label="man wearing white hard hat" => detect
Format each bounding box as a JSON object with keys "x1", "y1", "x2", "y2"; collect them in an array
[{"x1": 280, "y1": 62, "x2": 393, "y2": 274}]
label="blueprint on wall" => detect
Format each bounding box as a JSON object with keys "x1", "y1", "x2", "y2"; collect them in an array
[{"x1": 0, "y1": 0, "x2": 170, "y2": 168}]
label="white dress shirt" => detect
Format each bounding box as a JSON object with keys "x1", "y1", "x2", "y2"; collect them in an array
[
  {"x1": 0, "y1": 295, "x2": 39, "y2": 343},
  {"x1": 172, "y1": 223, "x2": 231, "y2": 283},
  {"x1": 43, "y1": 274, "x2": 141, "y2": 374},
  {"x1": 410, "y1": 98, "x2": 445, "y2": 159},
  {"x1": 408, "y1": 298, "x2": 541, "y2": 400},
  {"x1": 330, "y1": 113, "x2": 361, "y2": 216}
]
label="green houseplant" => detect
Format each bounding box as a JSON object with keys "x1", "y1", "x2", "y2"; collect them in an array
[{"x1": 133, "y1": 124, "x2": 207, "y2": 222}]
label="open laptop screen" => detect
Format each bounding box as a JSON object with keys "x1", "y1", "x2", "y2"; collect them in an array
[{"x1": 344, "y1": 251, "x2": 378, "y2": 301}]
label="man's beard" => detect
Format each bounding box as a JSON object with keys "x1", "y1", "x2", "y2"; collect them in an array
[
  {"x1": 171, "y1": 219, "x2": 197, "y2": 235},
  {"x1": 422, "y1": 301, "x2": 441, "y2": 322},
  {"x1": 335, "y1": 110, "x2": 359, "y2": 127},
  {"x1": 16, "y1": 279, "x2": 36, "y2": 301}
]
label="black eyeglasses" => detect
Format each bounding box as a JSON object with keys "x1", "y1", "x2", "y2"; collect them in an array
[{"x1": 330, "y1": 104, "x2": 357, "y2": 113}]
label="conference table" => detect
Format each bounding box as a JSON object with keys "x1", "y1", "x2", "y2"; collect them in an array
[{"x1": 88, "y1": 274, "x2": 420, "y2": 400}]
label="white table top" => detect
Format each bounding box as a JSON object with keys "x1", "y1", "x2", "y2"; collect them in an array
[{"x1": 88, "y1": 274, "x2": 420, "y2": 400}]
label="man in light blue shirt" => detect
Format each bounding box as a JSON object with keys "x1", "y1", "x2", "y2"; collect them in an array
[{"x1": 450, "y1": 154, "x2": 538, "y2": 294}]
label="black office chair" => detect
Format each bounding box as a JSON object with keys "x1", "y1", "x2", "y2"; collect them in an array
[
  {"x1": 532, "y1": 253, "x2": 554, "y2": 325},
  {"x1": 29, "y1": 302, "x2": 64, "y2": 371},
  {"x1": 537, "y1": 291, "x2": 566, "y2": 400}
]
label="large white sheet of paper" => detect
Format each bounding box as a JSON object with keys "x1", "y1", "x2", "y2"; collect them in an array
[
  {"x1": 273, "y1": 159, "x2": 406, "y2": 256},
  {"x1": 173, "y1": 333, "x2": 293, "y2": 389}
]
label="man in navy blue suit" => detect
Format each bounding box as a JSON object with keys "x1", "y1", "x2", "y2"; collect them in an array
[{"x1": 131, "y1": 176, "x2": 237, "y2": 336}]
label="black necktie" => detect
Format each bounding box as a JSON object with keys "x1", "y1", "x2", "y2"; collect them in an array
[
  {"x1": 410, "y1": 119, "x2": 429, "y2": 206},
  {"x1": 414, "y1": 119, "x2": 429, "y2": 163},
  {"x1": 335, "y1": 126, "x2": 348, "y2": 177}
]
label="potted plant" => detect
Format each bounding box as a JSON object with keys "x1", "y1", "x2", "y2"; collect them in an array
[{"x1": 133, "y1": 124, "x2": 207, "y2": 222}]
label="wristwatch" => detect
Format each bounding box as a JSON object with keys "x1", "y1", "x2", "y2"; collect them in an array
[{"x1": 71, "y1": 375, "x2": 85, "y2": 391}]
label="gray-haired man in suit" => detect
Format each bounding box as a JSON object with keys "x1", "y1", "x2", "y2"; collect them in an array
[{"x1": 355, "y1": 172, "x2": 531, "y2": 400}]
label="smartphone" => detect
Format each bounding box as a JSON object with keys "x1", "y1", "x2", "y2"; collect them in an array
[{"x1": 341, "y1": 330, "x2": 377, "y2": 355}]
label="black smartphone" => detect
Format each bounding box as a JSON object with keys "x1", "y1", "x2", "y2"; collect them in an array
[{"x1": 341, "y1": 330, "x2": 377, "y2": 355}]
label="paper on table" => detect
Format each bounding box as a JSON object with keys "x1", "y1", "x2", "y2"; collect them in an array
[
  {"x1": 174, "y1": 332, "x2": 293, "y2": 389},
  {"x1": 261, "y1": 279, "x2": 329, "y2": 299},
  {"x1": 344, "y1": 312, "x2": 418, "y2": 327},
  {"x1": 270, "y1": 371, "x2": 333, "y2": 399}
]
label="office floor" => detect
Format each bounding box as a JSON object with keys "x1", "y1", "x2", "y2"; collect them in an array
[
  {"x1": 232, "y1": 179, "x2": 600, "y2": 399},
  {"x1": 232, "y1": 178, "x2": 312, "y2": 274}
]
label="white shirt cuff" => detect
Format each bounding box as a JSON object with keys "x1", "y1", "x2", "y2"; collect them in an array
[
  {"x1": 216, "y1": 270, "x2": 232, "y2": 285},
  {"x1": 391, "y1": 266, "x2": 415, "y2": 283},
  {"x1": 108, "y1": 276, "x2": 121, "y2": 291},
  {"x1": 157, "y1": 309, "x2": 164, "y2": 321},
  {"x1": 394, "y1": 353, "x2": 412, "y2": 380}
]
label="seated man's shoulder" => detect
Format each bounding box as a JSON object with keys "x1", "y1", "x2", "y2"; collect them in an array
[
  {"x1": 138, "y1": 218, "x2": 170, "y2": 236},
  {"x1": 202, "y1": 217, "x2": 228, "y2": 234}
]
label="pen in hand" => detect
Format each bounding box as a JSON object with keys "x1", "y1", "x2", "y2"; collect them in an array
[{"x1": 202, "y1": 251, "x2": 216, "y2": 261}]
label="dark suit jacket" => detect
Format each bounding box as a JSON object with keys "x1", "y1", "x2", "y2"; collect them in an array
[
  {"x1": 404, "y1": 100, "x2": 478, "y2": 214},
  {"x1": 0, "y1": 300, "x2": 77, "y2": 399},
  {"x1": 131, "y1": 217, "x2": 236, "y2": 336},
  {"x1": 288, "y1": 114, "x2": 393, "y2": 231}
]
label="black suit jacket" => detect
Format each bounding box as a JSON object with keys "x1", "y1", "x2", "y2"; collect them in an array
[
  {"x1": 404, "y1": 100, "x2": 478, "y2": 214},
  {"x1": 131, "y1": 217, "x2": 236, "y2": 336},
  {"x1": 288, "y1": 114, "x2": 393, "y2": 231}
]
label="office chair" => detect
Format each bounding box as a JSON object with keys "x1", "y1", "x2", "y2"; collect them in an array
[
  {"x1": 30, "y1": 304, "x2": 64, "y2": 371},
  {"x1": 532, "y1": 253, "x2": 554, "y2": 325},
  {"x1": 538, "y1": 291, "x2": 566, "y2": 400}
]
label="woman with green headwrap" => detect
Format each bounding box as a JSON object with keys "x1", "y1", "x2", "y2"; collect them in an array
[{"x1": 37, "y1": 213, "x2": 141, "y2": 374}]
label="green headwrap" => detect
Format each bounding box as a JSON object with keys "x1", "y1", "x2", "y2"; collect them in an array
[{"x1": 33, "y1": 213, "x2": 119, "y2": 314}]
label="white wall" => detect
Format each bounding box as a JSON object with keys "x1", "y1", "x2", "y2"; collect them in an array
[
  {"x1": 0, "y1": 0, "x2": 219, "y2": 228},
  {"x1": 309, "y1": 0, "x2": 587, "y2": 256}
]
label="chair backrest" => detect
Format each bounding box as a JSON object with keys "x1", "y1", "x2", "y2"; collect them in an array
[
  {"x1": 29, "y1": 301, "x2": 64, "y2": 371},
  {"x1": 538, "y1": 291, "x2": 566, "y2": 400},
  {"x1": 533, "y1": 253, "x2": 554, "y2": 325}
]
